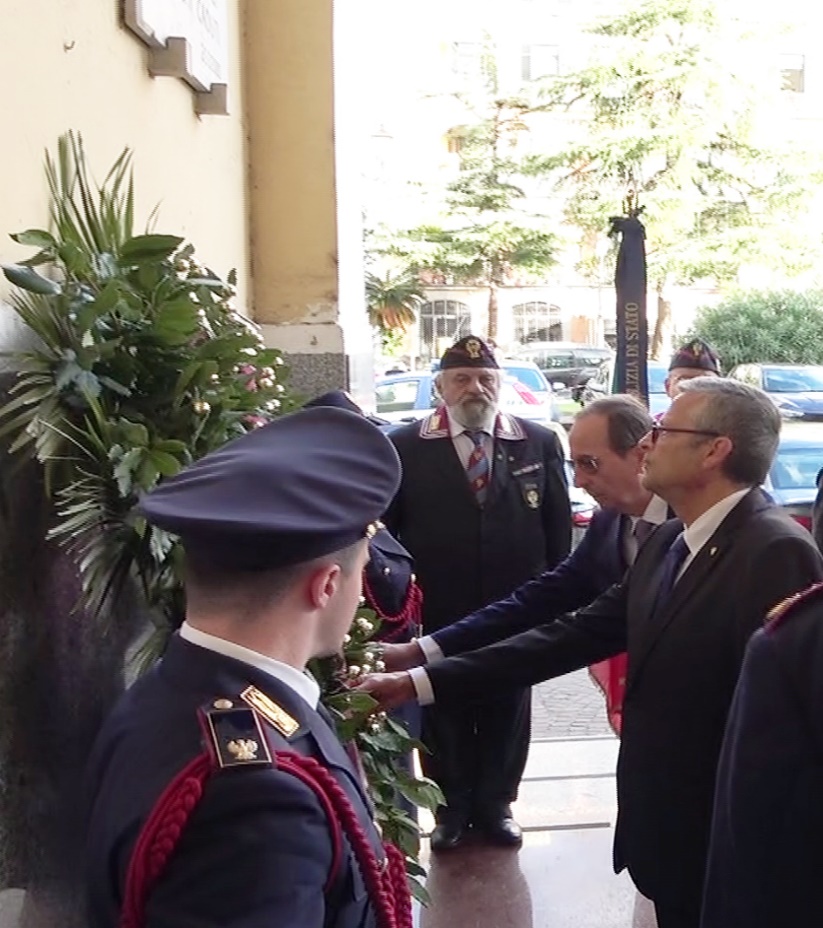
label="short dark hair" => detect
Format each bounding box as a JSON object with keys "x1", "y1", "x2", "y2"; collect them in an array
[
  {"x1": 679, "y1": 377, "x2": 780, "y2": 485},
  {"x1": 576, "y1": 394, "x2": 654, "y2": 454},
  {"x1": 185, "y1": 540, "x2": 364, "y2": 616}
]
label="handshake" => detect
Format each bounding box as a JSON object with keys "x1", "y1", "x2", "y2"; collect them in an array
[{"x1": 354, "y1": 640, "x2": 427, "y2": 708}]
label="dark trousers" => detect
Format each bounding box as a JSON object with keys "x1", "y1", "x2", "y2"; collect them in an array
[
  {"x1": 420, "y1": 686, "x2": 530, "y2": 825},
  {"x1": 653, "y1": 900, "x2": 701, "y2": 928}
]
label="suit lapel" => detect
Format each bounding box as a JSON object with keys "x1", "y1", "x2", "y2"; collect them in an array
[{"x1": 628, "y1": 489, "x2": 771, "y2": 684}]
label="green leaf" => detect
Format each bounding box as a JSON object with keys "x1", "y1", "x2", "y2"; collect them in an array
[
  {"x1": 116, "y1": 419, "x2": 150, "y2": 447},
  {"x1": 120, "y1": 234, "x2": 183, "y2": 264},
  {"x1": 147, "y1": 450, "x2": 182, "y2": 477},
  {"x1": 2, "y1": 264, "x2": 61, "y2": 295},
  {"x1": 11, "y1": 229, "x2": 57, "y2": 250}
]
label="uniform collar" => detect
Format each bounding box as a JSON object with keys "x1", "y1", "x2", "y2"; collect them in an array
[
  {"x1": 179, "y1": 621, "x2": 320, "y2": 709},
  {"x1": 420, "y1": 405, "x2": 526, "y2": 441}
]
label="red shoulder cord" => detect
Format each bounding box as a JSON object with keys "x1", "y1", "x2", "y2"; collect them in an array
[
  {"x1": 119, "y1": 750, "x2": 412, "y2": 928},
  {"x1": 361, "y1": 576, "x2": 423, "y2": 642}
]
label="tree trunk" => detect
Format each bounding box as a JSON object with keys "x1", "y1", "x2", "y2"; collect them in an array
[
  {"x1": 487, "y1": 285, "x2": 499, "y2": 341},
  {"x1": 650, "y1": 279, "x2": 673, "y2": 360}
]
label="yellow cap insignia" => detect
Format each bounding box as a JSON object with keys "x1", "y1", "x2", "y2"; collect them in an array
[
  {"x1": 241, "y1": 685, "x2": 300, "y2": 737},
  {"x1": 465, "y1": 338, "x2": 482, "y2": 359}
]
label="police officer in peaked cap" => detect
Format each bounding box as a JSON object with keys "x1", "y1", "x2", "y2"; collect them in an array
[{"x1": 84, "y1": 407, "x2": 412, "y2": 928}]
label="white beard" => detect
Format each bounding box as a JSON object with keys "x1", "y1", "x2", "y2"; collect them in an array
[{"x1": 449, "y1": 400, "x2": 497, "y2": 431}]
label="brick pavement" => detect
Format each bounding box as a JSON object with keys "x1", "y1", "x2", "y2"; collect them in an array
[{"x1": 531, "y1": 667, "x2": 614, "y2": 739}]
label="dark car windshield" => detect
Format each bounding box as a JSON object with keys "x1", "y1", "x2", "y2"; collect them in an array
[{"x1": 763, "y1": 366, "x2": 823, "y2": 393}]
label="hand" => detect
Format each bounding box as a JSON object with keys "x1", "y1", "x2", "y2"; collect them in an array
[
  {"x1": 380, "y1": 640, "x2": 425, "y2": 672},
  {"x1": 356, "y1": 672, "x2": 417, "y2": 710}
]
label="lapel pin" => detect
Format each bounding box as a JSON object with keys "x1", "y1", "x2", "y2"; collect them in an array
[{"x1": 709, "y1": 546, "x2": 718, "y2": 556}]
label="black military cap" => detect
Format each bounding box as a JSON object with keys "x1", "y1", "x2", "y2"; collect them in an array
[
  {"x1": 304, "y1": 389, "x2": 389, "y2": 428},
  {"x1": 669, "y1": 338, "x2": 721, "y2": 375},
  {"x1": 139, "y1": 407, "x2": 401, "y2": 571},
  {"x1": 440, "y1": 335, "x2": 499, "y2": 370}
]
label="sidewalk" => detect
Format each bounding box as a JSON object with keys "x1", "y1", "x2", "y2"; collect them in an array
[{"x1": 417, "y1": 670, "x2": 658, "y2": 928}]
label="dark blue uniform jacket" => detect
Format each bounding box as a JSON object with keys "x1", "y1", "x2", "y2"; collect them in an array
[
  {"x1": 702, "y1": 586, "x2": 823, "y2": 928},
  {"x1": 85, "y1": 635, "x2": 382, "y2": 928}
]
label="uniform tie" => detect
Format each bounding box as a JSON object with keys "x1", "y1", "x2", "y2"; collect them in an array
[
  {"x1": 653, "y1": 533, "x2": 690, "y2": 613},
  {"x1": 465, "y1": 430, "x2": 490, "y2": 505}
]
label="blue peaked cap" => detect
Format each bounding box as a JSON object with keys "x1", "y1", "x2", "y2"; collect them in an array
[{"x1": 139, "y1": 407, "x2": 401, "y2": 570}]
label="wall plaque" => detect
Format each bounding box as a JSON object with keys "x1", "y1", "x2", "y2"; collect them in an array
[{"x1": 124, "y1": 0, "x2": 229, "y2": 114}]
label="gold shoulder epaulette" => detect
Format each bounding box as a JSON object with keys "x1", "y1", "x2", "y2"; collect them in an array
[
  {"x1": 766, "y1": 582, "x2": 823, "y2": 631},
  {"x1": 202, "y1": 698, "x2": 273, "y2": 769},
  {"x1": 240, "y1": 685, "x2": 301, "y2": 738}
]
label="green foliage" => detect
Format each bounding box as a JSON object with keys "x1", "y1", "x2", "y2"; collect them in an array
[
  {"x1": 309, "y1": 608, "x2": 443, "y2": 902},
  {"x1": 2, "y1": 132, "x2": 437, "y2": 893},
  {"x1": 690, "y1": 290, "x2": 823, "y2": 369},
  {"x1": 365, "y1": 268, "x2": 424, "y2": 342},
  {"x1": 531, "y1": 0, "x2": 823, "y2": 293},
  {"x1": 399, "y1": 98, "x2": 557, "y2": 336},
  {"x1": 0, "y1": 132, "x2": 293, "y2": 649}
]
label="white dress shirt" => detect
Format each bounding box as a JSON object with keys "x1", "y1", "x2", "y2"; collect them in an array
[
  {"x1": 677, "y1": 487, "x2": 750, "y2": 578},
  {"x1": 179, "y1": 621, "x2": 320, "y2": 709}
]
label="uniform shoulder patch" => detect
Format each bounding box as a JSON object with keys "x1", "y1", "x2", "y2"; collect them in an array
[
  {"x1": 240, "y1": 685, "x2": 301, "y2": 738},
  {"x1": 201, "y1": 699, "x2": 273, "y2": 769},
  {"x1": 766, "y1": 582, "x2": 823, "y2": 632}
]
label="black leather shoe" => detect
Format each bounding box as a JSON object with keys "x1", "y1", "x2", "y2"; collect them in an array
[
  {"x1": 478, "y1": 816, "x2": 523, "y2": 848},
  {"x1": 429, "y1": 821, "x2": 466, "y2": 852}
]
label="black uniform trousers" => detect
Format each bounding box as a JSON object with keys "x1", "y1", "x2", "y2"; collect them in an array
[{"x1": 421, "y1": 686, "x2": 530, "y2": 826}]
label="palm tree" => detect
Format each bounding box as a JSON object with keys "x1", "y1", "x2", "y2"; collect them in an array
[{"x1": 365, "y1": 268, "x2": 425, "y2": 336}]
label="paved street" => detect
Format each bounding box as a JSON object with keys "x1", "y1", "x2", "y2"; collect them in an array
[{"x1": 531, "y1": 667, "x2": 614, "y2": 740}]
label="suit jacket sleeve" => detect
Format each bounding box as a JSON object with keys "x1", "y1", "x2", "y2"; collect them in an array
[
  {"x1": 702, "y1": 627, "x2": 816, "y2": 928},
  {"x1": 432, "y1": 511, "x2": 619, "y2": 656},
  {"x1": 427, "y1": 579, "x2": 628, "y2": 705},
  {"x1": 540, "y1": 428, "x2": 572, "y2": 568}
]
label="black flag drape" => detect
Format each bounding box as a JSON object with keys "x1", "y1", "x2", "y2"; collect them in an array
[{"x1": 609, "y1": 212, "x2": 649, "y2": 406}]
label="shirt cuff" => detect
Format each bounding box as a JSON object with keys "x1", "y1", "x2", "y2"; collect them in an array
[
  {"x1": 409, "y1": 667, "x2": 435, "y2": 706},
  {"x1": 417, "y1": 635, "x2": 444, "y2": 663}
]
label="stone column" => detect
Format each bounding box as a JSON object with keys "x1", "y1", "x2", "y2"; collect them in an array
[{"x1": 243, "y1": 0, "x2": 374, "y2": 409}]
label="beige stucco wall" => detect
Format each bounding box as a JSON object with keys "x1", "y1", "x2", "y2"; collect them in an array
[{"x1": 0, "y1": 0, "x2": 250, "y2": 310}]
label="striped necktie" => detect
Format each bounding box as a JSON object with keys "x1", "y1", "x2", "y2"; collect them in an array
[{"x1": 465, "y1": 430, "x2": 490, "y2": 505}]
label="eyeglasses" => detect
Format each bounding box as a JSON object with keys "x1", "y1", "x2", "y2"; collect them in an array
[
  {"x1": 650, "y1": 424, "x2": 721, "y2": 445},
  {"x1": 567, "y1": 455, "x2": 600, "y2": 474}
]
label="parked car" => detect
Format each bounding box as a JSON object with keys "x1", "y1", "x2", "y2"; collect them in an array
[
  {"x1": 374, "y1": 372, "x2": 596, "y2": 545},
  {"x1": 579, "y1": 358, "x2": 671, "y2": 418},
  {"x1": 728, "y1": 363, "x2": 823, "y2": 422},
  {"x1": 379, "y1": 362, "x2": 560, "y2": 423},
  {"x1": 763, "y1": 424, "x2": 823, "y2": 531},
  {"x1": 515, "y1": 342, "x2": 613, "y2": 390}
]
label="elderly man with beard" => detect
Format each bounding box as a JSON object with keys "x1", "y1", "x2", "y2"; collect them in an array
[{"x1": 383, "y1": 335, "x2": 570, "y2": 851}]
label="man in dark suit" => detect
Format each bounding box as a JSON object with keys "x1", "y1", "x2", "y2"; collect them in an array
[
  {"x1": 381, "y1": 393, "x2": 661, "y2": 734},
  {"x1": 85, "y1": 407, "x2": 410, "y2": 928},
  {"x1": 701, "y1": 583, "x2": 823, "y2": 928},
  {"x1": 365, "y1": 378, "x2": 823, "y2": 927},
  {"x1": 384, "y1": 335, "x2": 570, "y2": 851}
]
